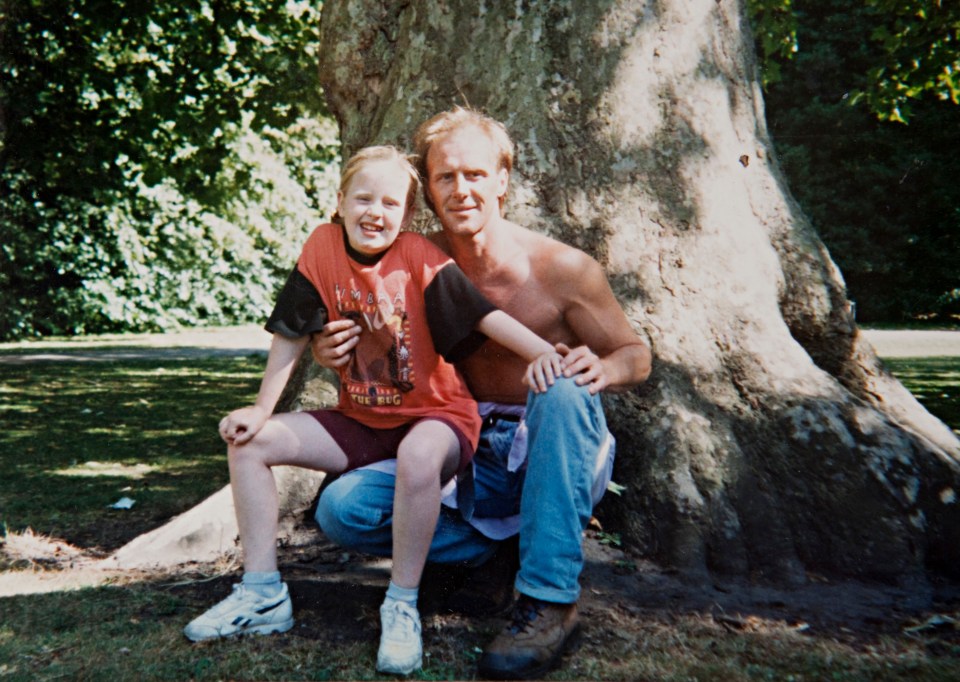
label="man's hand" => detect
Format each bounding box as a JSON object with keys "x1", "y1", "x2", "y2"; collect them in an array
[
  {"x1": 310, "y1": 319, "x2": 362, "y2": 368},
  {"x1": 219, "y1": 405, "x2": 270, "y2": 446},
  {"x1": 556, "y1": 342, "x2": 608, "y2": 395}
]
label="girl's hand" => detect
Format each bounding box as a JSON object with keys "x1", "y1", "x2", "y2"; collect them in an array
[
  {"x1": 523, "y1": 350, "x2": 565, "y2": 394},
  {"x1": 219, "y1": 405, "x2": 270, "y2": 446}
]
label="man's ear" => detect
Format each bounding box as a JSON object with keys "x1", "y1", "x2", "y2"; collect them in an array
[{"x1": 497, "y1": 167, "x2": 509, "y2": 198}]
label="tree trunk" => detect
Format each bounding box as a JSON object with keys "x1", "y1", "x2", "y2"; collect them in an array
[{"x1": 311, "y1": 0, "x2": 960, "y2": 584}]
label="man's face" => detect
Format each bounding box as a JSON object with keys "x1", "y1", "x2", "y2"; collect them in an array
[{"x1": 425, "y1": 127, "x2": 509, "y2": 237}]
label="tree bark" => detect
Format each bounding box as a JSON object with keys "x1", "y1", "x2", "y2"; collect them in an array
[{"x1": 311, "y1": 0, "x2": 960, "y2": 584}]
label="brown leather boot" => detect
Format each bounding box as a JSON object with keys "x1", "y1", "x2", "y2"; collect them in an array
[{"x1": 477, "y1": 596, "x2": 580, "y2": 680}]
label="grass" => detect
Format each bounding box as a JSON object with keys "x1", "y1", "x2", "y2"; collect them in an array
[
  {"x1": 0, "y1": 348, "x2": 959, "y2": 680},
  {"x1": 0, "y1": 355, "x2": 264, "y2": 553},
  {"x1": 882, "y1": 358, "x2": 960, "y2": 435}
]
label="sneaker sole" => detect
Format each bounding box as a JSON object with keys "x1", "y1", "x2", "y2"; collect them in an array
[
  {"x1": 184, "y1": 618, "x2": 294, "y2": 642},
  {"x1": 376, "y1": 654, "x2": 423, "y2": 675}
]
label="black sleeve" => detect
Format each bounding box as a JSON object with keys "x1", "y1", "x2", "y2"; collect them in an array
[
  {"x1": 264, "y1": 266, "x2": 329, "y2": 338},
  {"x1": 425, "y1": 263, "x2": 498, "y2": 362}
]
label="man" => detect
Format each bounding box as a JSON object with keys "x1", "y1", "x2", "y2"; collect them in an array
[{"x1": 312, "y1": 106, "x2": 652, "y2": 679}]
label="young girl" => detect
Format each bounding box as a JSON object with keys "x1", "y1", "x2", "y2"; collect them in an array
[{"x1": 183, "y1": 146, "x2": 563, "y2": 675}]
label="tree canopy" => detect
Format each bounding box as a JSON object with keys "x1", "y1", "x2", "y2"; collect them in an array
[
  {"x1": 751, "y1": 0, "x2": 959, "y2": 322},
  {"x1": 1, "y1": 0, "x2": 956, "y2": 340},
  {"x1": 751, "y1": 0, "x2": 960, "y2": 123},
  {"x1": 0, "y1": 0, "x2": 338, "y2": 340}
]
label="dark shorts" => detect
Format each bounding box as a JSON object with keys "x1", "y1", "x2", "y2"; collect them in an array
[{"x1": 307, "y1": 410, "x2": 474, "y2": 473}]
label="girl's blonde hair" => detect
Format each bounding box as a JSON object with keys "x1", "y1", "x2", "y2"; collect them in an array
[{"x1": 332, "y1": 145, "x2": 421, "y2": 225}]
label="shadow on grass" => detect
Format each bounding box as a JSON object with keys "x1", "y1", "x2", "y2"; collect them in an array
[{"x1": 0, "y1": 355, "x2": 265, "y2": 551}]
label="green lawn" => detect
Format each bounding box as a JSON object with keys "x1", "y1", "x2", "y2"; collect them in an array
[
  {"x1": 0, "y1": 351, "x2": 958, "y2": 681},
  {"x1": 882, "y1": 358, "x2": 960, "y2": 436},
  {"x1": 0, "y1": 355, "x2": 264, "y2": 553}
]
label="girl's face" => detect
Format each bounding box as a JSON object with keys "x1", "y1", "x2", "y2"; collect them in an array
[{"x1": 337, "y1": 160, "x2": 413, "y2": 257}]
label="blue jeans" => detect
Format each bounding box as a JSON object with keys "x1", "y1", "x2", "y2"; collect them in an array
[{"x1": 315, "y1": 376, "x2": 608, "y2": 603}]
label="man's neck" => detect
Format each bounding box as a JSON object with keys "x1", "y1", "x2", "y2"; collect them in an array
[{"x1": 445, "y1": 215, "x2": 520, "y2": 280}]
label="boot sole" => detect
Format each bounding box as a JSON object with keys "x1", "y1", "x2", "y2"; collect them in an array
[{"x1": 479, "y1": 623, "x2": 582, "y2": 680}]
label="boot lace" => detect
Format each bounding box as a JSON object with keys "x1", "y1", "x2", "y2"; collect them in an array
[{"x1": 507, "y1": 597, "x2": 545, "y2": 635}]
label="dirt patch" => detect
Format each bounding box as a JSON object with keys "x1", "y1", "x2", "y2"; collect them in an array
[{"x1": 159, "y1": 515, "x2": 960, "y2": 659}]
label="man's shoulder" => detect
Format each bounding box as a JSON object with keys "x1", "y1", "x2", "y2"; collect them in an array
[{"x1": 518, "y1": 225, "x2": 597, "y2": 275}]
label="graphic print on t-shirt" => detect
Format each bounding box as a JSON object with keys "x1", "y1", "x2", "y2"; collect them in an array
[{"x1": 335, "y1": 278, "x2": 414, "y2": 407}]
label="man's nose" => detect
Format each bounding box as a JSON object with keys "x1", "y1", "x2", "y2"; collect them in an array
[{"x1": 452, "y1": 174, "x2": 468, "y2": 197}]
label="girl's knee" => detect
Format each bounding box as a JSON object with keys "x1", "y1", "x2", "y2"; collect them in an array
[{"x1": 395, "y1": 449, "x2": 446, "y2": 489}]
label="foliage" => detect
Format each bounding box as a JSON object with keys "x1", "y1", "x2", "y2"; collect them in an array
[
  {"x1": 749, "y1": 0, "x2": 960, "y2": 123},
  {"x1": 851, "y1": 0, "x2": 960, "y2": 124},
  {"x1": 0, "y1": 0, "x2": 340, "y2": 340},
  {"x1": 754, "y1": 0, "x2": 960, "y2": 322},
  {"x1": 747, "y1": 0, "x2": 799, "y2": 87}
]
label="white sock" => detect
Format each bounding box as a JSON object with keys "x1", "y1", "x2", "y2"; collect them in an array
[
  {"x1": 385, "y1": 580, "x2": 419, "y2": 608},
  {"x1": 242, "y1": 571, "x2": 282, "y2": 598}
]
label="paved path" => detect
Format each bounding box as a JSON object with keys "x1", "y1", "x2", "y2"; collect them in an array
[
  {"x1": 0, "y1": 325, "x2": 958, "y2": 363},
  {"x1": 860, "y1": 329, "x2": 960, "y2": 358},
  {"x1": 0, "y1": 324, "x2": 272, "y2": 364}
]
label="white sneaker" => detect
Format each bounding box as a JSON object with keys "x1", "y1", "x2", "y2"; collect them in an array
[
  {"x1": 183, "y1": 582, "x2": 293, "y2": 642},
  {"x1": 376, "y1": 599, "x2": 423, "y2": 674}
]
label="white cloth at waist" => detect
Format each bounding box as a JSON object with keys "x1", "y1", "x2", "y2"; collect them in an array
[{"x1": 357, "y1": 401, "x2": 615, "y2": 540}]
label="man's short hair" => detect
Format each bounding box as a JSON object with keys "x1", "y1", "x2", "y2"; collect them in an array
[{"x1": 412, "y1": 106, "x2": 515, "y2": 212}]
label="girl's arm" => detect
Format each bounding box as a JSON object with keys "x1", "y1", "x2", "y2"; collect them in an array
[
  {"x1": 475, "y1": 310, "x2": 564, "y2": 393},
  {"x1": 219, "y1": 333, "x2": 309, "y2": 445}
]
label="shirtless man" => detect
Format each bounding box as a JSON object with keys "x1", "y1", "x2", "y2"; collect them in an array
[{"x1": 312, "y1": 107, "x2": 652, "y2": 680}]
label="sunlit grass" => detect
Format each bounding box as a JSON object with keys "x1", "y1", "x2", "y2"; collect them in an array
[
  {"x1": 0, "y1": 355, "x2": 264, "y2": 551},
  {"x1": 883, "y1": 357, "x2": 960, "y2": 434}
]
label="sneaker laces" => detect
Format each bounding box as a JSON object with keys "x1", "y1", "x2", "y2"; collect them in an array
[
  {"x1": 382, "y1": 600, "x2": 420, "y2": 643},
  {"x1": 507, "y1": 597, "x2": 545, "y2": 635},
  {"x1": 205, "y1": 583, "x2": 247, "y2": 616}
]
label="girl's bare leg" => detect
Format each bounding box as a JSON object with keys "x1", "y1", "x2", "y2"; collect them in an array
[
  {"x1": 390, "y1": 420, "x2": 461, "y2": 588},
  {"x1": 228, "y1": 412, "x2": 349, "y2": 573}
]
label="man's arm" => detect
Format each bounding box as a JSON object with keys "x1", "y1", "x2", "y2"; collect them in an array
[{"x1": 552, "y1": 249, "x2": 652, "y2": 394}]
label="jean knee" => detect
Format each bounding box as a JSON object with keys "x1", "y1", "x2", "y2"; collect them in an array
[
  {"x1": 528, "y1": 375, "x2": 594, "y2": 415},
  {"x1": 314, "y1": 479, "x2": 350, "y2": 544},
  {"x1": 314, "y1": 472, "x2": 393, "y2": 547}
]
